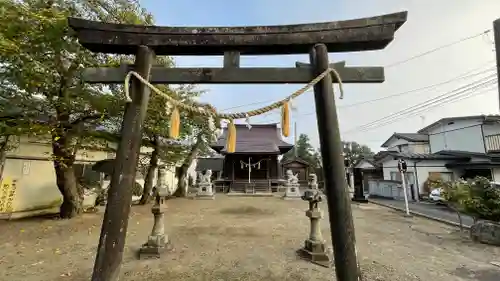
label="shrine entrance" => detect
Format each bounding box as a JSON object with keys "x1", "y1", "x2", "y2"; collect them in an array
[
  {"x1": 68, "y1": 10, "x2": 407, "y2": 281},
  {"x1": 234, "y1": 155, "x2": 269, "y2": 181}
]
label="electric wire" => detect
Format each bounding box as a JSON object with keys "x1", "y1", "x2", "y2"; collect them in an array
[
  {"x1": 343, "y1": 76, "x2": 498, "y2": 133},
  {"x1": 258, "y1": 63, "x2": 496, "y2": 122},
  {"x1": 346, "y1": 84, "x2": 496, "y2": 134}
]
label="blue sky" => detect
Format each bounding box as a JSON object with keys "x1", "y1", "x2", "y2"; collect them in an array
[{"x1": 139, "y1": 0, "x2": 500, "y2": 151}]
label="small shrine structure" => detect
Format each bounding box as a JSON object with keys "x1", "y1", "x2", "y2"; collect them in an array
[{"x1": 210, "y1": 123, "x2": 293, "y2": 193}]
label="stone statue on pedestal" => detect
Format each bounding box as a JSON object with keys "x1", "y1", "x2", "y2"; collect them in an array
[
  {"x1": 296, "y1": 188, "x2": 331, "y2": 267},
  {"x1": 195, "y1": 169, "x2": 215, "y2": 200},
  {"x1": 283, "y1": 169, "x2": 301, "y2": 200},
  {"x1": 138, "y1": 167, "x2": 173, "y2": 259}
]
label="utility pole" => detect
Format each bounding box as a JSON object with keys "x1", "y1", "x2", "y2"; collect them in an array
[
  {"x1": 494, "y1": 18, "x2": 500, "y2": 112},
  {"x1": 398, "y1": 159, "x2": 410, "y2": 216}
]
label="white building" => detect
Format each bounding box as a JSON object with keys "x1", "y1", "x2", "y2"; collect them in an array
[{"x1": 370, "y1": 115, "x2": 500, "y2": 200}]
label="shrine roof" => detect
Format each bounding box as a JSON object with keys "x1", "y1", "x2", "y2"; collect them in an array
[{"x1": 210, "y1": 123, "x2": 293, "y2": 154}]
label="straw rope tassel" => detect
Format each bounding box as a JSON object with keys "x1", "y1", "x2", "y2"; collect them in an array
[
  {"x1": 169, "y1": 106, "x2": 181, "y2": 138},
  {"x1": 226, "y1": 120, "x2": 237, "y2": 153},
  {"x1": 281, "y1": 101, "x2": 290, "y2": 137}
]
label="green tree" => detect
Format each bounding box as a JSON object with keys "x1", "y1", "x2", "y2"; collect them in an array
[
  {"x1": 172, "y1": 103, "x2": 221, "y2": 197},
  {"x1": 0, "y1": 0, "x2": 155, "y2": 218},
  {"x1": 342, "y1": 141, "x2": 374, "y2": 167},
  {"x1": 283, "y1": 134, "x2": 316, "y2": 164},
  {"x1": 138, "y1": 83, "x2": 202, "y2": 204}
]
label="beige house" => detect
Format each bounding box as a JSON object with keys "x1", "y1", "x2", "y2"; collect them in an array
[{"x1": 0, "y1": 136, "x2": 197, "y2": 219}]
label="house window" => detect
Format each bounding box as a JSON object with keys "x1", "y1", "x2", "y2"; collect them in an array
[{"x1": 428, "y1": 172, "x2": 453, "y2": 182}]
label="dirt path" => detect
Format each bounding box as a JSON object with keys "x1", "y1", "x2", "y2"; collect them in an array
[{"x1": 0, "y1": 197, "x2": 498, "y2": 281}]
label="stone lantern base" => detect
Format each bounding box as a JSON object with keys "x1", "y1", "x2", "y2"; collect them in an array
[
  {"x1": 138, "y1": 204, "x2": 173, "y2": 259},
  {"x1": 296, "y1": 239, "x2": 331, "y2": 267},
  {"x1": 138, "y1": 235, "x2": 173, "y2": 259},
  {"x1": 297, "y1": 207, "x2": 331, "y2": 267}
]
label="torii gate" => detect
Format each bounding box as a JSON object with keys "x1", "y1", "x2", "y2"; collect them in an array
[{"x1": 68, "y1": 11, "x2": 407, "y2": 281}]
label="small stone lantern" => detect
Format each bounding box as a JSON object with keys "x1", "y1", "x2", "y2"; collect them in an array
[
  {"x1": 296, "y1": 189, "x2": 331, "y2": 267},
  {"x1": 138, "y1": 167, "x2": 173, "y2": 259}
]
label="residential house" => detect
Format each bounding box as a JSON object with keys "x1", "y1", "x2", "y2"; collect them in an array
[
  {"x1": 372, "y1": 115, "x2": 500, "y2": 200},
  {"x1": 0, "y1": 135, "x2": 198, "y2": 219}
]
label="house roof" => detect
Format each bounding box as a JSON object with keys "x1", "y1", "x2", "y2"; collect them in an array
[
  {"x1": 354, "y1": 158, "x2": 381, "y2": 169},
  {"x1": 381, "y1": 132, "x2": 429, "y2": 148},
  {"x1": 210, "y1": 123, "x2": 293, "y2": 154},
  {"x1": 281, "y1": 157, "x2": 311, "y2": 166},
  {"x1": 196, "y1": 157, "x2": 224, "y2": 172},
  {"x1": 381, "y1": 151, "x2": 470, "y2": 161},
  {"x1": 417, "y1": 115, "x2": 500, "y2": 134},
  {"x1": 436, "y1": 150, "x2": 491, "y2": 159}
]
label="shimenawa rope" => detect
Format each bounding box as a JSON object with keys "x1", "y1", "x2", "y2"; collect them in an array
[{"x1": 123, "y1": 68, "x2": 344, "y2": 152}]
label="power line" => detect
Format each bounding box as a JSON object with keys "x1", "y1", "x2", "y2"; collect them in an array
[
  {"x1": 346, "y1": 75, "x2": 496, "y2": 132},
  {"x1": 385, "y1": 29, "x2": 492, "y2": 68},
  {"x1": 343, "y1": 76, "x2": 497, "y2": 133},
  {"x1": 345, "y1": 84, "x2": 496, "y2": 134},
  {"x1": 220, "y1": 30, "x2": 493, "y2": 112},
  {"x1": 349, "y1": 75, "x2": 497, "y2": 132},
  {"x1": 258, "y1": 62, "x2": 496, "y2": 122}
]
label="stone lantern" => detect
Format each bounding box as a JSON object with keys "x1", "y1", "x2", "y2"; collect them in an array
[
  {"x1": 138, "y1": 167, "x2": 173, "y2": 259},
  {"x1": 296, "y1": 188, "x2": 331, "y2": 267}
]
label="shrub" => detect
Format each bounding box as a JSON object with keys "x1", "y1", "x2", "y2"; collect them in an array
[{"x1": 442, "y1": 176, "x2": 500, "y2": 222}]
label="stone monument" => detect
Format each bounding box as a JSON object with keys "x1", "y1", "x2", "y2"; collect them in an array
[
  {"x1": 296, "y1": 188, "x2": 331, "y2": 267},
  {"x1": 195, "y1": 169, "x2": 215, "y2": 200},
  {"x1": 283, "y1": 169, "x2": 302, "y2": 199},
  {"x1": 138, "y1": 167, "x2": 173, "y2": 259}
]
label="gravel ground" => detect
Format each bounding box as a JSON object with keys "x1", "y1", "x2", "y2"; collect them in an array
[{"x1": 0, "y1": 196, "x2": 499, "y2": 281}]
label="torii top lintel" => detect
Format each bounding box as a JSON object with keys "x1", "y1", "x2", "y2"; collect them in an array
[{"x1": 68, "y1": 11, "x2": 407, "y2": 56}]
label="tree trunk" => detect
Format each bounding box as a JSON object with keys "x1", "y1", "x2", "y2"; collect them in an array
[
  {"x1": 173, "y1": 134, "x2": 203, "y2": 197},
  {"x1": 52, "y1": 133, "x2": 82, "y2": 219},
  {"x1": 139, "y1": 140, "x2": 159, "y2": 205}
]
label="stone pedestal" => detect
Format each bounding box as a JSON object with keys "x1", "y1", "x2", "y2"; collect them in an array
[
  {"x1": 283, "y1": 183, "x2": 301, "y2": 200},
  {"x1": 139, "y1": 204, "x2": 172, "y2": 259},
  {"x1": 296, "y1": 209, "x2": 331, "y2": 267},
  {"x1": 195, "y1": 183, "x2": 215, "y2": 200},
  {"x1": 352, "y1": 185, "x2": 368, "y2": 203}
]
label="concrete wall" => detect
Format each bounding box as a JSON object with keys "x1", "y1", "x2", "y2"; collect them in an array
[
  {"x1": 0, "y1": 136, "x2": 190, "y2": 219},
  {"x1": 382, "y1": 158, "x2": 457, "y2": 195},
  {"x1": 0, "y1": 137, "x2": 109, "y2": 218}
]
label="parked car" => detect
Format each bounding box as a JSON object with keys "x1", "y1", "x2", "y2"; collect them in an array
[{"x1": 429, "y1": 188, "x2": 445, "y2": 202}]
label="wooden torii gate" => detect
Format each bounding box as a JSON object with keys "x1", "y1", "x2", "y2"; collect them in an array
[{"x1": 68, "y1": 11, "x2": 407, "y2": 281}]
